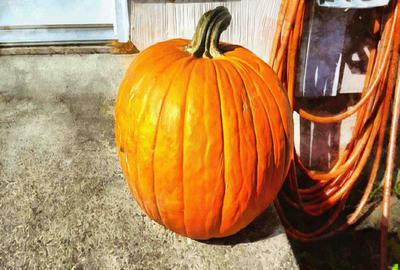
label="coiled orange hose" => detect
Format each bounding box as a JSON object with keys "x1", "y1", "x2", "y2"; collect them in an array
[{"x1": 269, "y1": 1, "x2": 400, "y2": 269}]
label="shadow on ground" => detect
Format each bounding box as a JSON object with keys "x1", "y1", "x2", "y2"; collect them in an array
[
  {"x1": 289, "y1": 230, "x2": 400, "y2": 270},
  {"x1": 203, "y1": 206, "x2": 282, "y2": 246}
]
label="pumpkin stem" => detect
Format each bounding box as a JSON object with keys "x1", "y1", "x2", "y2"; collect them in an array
[{"x1": 186, "y1": 6, "x2": 232, "y2": 59}]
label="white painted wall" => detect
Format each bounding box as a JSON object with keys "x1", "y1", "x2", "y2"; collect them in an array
[
  {"x1": 0, "y1": 0, "x2": 129, "y2": 44},
  {"x1": 130, "y1": 0, "x2": 282, "y2": 61},
  {"x1": 0, "y1": 0, "x2": 115, "y2": 26}
]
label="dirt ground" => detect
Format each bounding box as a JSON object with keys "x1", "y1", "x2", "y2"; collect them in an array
[{"x1": 0, "y1": 54, "x2": 298, "y2": 270}]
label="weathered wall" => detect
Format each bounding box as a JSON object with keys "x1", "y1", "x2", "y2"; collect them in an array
[
  {"x1": 0, "y1": 54, "x2": 298, "y2": 269},
  {"x1": 128, "y1": 0, "x2": 368, "y2": 96},
  {"x1": 129, "y1": 0, "x2": 282, "y2": 61}
]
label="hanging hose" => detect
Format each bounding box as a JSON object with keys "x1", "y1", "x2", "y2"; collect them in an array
[{"x1": 269, "y1": 1, "x2": 400, "y2": 269}]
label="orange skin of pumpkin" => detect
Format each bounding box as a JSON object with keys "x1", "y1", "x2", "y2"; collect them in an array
[{"x1": 114, "y1": 39, "x2": 294, "y2": 240}]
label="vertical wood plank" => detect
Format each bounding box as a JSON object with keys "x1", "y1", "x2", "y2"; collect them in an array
[
  {"x1": 296, "y1": 2, "x2": 373, "y2": 96},
  {"x1": 130, "y1": 0, "x2": 282, "y2": 61}
]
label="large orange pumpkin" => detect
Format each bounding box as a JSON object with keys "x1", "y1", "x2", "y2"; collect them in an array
[{"x1": 115, "y1": 6, "x2": 293, "y2": 239}]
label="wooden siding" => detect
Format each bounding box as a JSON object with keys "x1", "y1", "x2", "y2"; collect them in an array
[{"x1": 130, "y1": 0, "x2": 282, "y2": 61}]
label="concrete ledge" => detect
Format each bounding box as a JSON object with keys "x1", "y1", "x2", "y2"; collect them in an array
[
  {"x1": 0, "y1": 54, "x2": 298, "y2": 269},
  {"x1": 0, "y1": 45, "x2": 113, "y2": 56}
]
